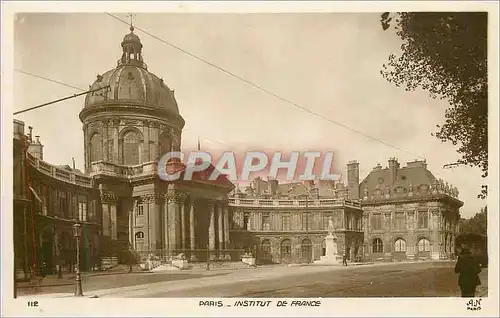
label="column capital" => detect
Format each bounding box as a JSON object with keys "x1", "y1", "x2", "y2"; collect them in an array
[
  {"x1": 141, "y1": 194, "x2": 164, "y2": 204},
  {"x1": 100, "y1": 190, "x2": 117, "y2": 204},
  {"x1": 165, "y1": 192, "x2": 187, "y2": 203},
  {"x1": 430, "y1": 208, "x2": 440, "y2": 216}
]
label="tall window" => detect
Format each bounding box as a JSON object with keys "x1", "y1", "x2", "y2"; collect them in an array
[
  {"x1": 394, "y1": 238, "x2": 406, "y2": 252},
  {"x1": 394, "y1": 212, "x2": 406, "y2": 230},
  {"x1": 371, "y1": 213, "x2": 382, "y2": 230},
  {"x1": 159, "y1": 133, "x2": 171, "y2": 156},
  {"x1": 302, "y1": 212, "x2": 311, "y2": 230},
  {"x1": 136, "y1": 204, "x2": 144, "y2": 216},
  {"x1": 282, "y1": 214, "x2": 291, "y2": 231},
  {"x1": 418, "y1": 211, "x2": 428, "y2": 229},
  {"x1": 418, "y1": 238, "x2": 430, "y2": 252},
  {"x1": 372, "y1": 238, "x2": 383, "y2": 253},
  {"x1": 243, "y1": 213, "x2": 251, "y2": 230},
  {"x1": 90, "y1": 133, "x2": 102, "y2": 162},
  {"x1": 261, "y1": 239, "x2": 272, "y2": 261},
  {"x1": 123, "y1": 131, "x2": 140, "y2": 165},
  {"x1": 78, "y1": 197, "x2": 88, "y2": 222},
  {"x1": 262, "y1": 213, "x2": 271, "y2": 231}
]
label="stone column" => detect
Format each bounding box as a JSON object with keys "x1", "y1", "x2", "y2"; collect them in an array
[
  {"x1": 142, "y1": 120, "x2": 150, "y2": 162},
  {"x1": 111, "y1": 119, "x2": 119, "y2": 163},
  {"x1": 223, "y1": 204, "x2": 230, "y2": 260},
  {"x1": 430, "y1": 208, "x2": 441, "y2": 260},
  {"x1": 165, "y1": 193, "x2": 181, "y2": 257},
  {"x1": 406, "y1": 211, "x2": 416, "y2": 260},
  {"x1": 101, "y1": 120, "x2": 111, "y2": 162},
  {"x1": 180, "y1": 198, "x2": 186, "y2": 250},
  {"x1": 100, "y1": 190, "x2": 117, "y2": 239},
  {"x1": 208, "y1": 201, "x2": 216, "y2": 260},
  {"x1": 189, "y1": 200, "x2": 196, "y2": 261},
  {"x1": 217, "y1": 202, "x2": 224, "y2": 259},
  {"x1": 163, "y1": 196, "x2": 170, "y2": 257},
  {"x1": 129, "y1": 203, "x2": 134, "y2": 248},
  {"x1": 154, "y1": 195, "x2": 164, "y2": 252}
]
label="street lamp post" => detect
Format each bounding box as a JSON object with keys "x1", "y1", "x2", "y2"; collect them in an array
[{"x1": 72, "y1": 222, "x2": 83, "y2": 296}]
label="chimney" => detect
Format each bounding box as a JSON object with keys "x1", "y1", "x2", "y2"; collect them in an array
[
  {"x1": 27, "y1": 135, "x2": 44, "y2": 160},
  {"x1": 13, "y1": 119, "x2": 25, "y2": 141},
  {"x1": 388, "y1": 157, "x2": 399, "y2": 184},
  {"x1": 347, "y1": 160, "x2": 360, "y2": 200},
  {"x1": 28, "y1": 126, "x2": 33, "y2": 143},
  {"x1": 267, "y1": 177, "x2": 279, "y2": 196}
]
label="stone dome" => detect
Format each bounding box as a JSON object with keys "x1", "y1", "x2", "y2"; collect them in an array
[
  {"x1": 83, "y1": 26, "x2": 180, "y2": 116},
  {"x1": 84, "y1": 66, "x2": 180, "y2": 115}
]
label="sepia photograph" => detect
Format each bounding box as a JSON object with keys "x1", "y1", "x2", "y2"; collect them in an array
[{"x1": 2, "y1": 1, "x2": 499, "y2": 317}]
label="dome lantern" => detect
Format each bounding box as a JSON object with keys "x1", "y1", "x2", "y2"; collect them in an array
[{"x1": 118, "y1": 22, "x2": 147, "y2": 70}]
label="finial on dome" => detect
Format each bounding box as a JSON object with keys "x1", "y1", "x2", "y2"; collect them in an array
[{"x1": 127, "y1": 13, "x2": 136, "y2": 32}]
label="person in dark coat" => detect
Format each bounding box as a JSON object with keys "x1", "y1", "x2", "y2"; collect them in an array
[
  {"x1": 342, "y1": 253, "x2": 348, "y2": 266},
  {"x1": 454, "y1": 246, "x2": 482, "y2": 297}
]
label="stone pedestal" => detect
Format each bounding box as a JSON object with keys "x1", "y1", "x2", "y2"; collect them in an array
[
  {"x1": 314, "y1": 234, "x2": 342, "y2": 265},
  {"x1": 172, "y1": 259, "x2": 189, "y2": 270},
  {"x1": 242, "y1": 255, "x2": 256, "y2": 266}
]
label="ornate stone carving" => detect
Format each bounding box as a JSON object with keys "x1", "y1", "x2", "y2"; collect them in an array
[
  {"x1": 100, "y1": 190, "x2": 117, "y2": 204},
  {"x1": 142, "y1": 119, "x2": 150, "y2": 127},
  {"x1": 430, "y1": 208, "x2": 440, "y2": 216},
  {"x1": 165, "y1": 192, "x2": 187, "y2": 203},
  {"x1": 120, "y1": 119, "x2": 140, "y2": 126}
]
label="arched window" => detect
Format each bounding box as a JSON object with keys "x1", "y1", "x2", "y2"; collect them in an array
[
  {"x1": 394, "y1": 238, "x2": 407, "y2": 252},
  {"x1": 280, "y1": 239, "x2": 292, "y2": 263},
  {"x1": 260, "y1": 239, "x2": 272, "y2": 262},
  {"x1": 159, "y1": 133, "x2": 172, "y2": 157},
  {"x1": 123, "y1": 131, "x2": 140, "y2": 165},
  {"x1": 418, "y1": 238, "x2": 430, "y2": 252},
  {"x1": 301, "y1": 238, "x2": 312, "y2": 263},
  {"x1": 372, "y1": 238, "x2": 383, "y2": 253},
  {"x1": 135, "y1": 232, "x2": 144, "y2": 239},
  {"x1": 90, "y1": 133, "x2": 102, "y2": 163}
]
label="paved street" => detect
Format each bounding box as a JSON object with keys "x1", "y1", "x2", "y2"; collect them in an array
[
  {"x1": 145, "y1": 261, "x2": 489, "y2": 298},
  {"x1": 18, "y1": 261, "x2": 488, "y2": 298}
]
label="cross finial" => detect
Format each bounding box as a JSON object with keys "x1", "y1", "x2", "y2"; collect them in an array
[{"x1": 127, "y1": 13, "x2": 136, "y2": 31}]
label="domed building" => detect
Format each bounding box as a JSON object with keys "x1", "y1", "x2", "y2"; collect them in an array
[
  {"x1": 79, "y1": 26, "x2": 234, "y2": 261},
  {"x1": 13, "y1": 26, "x2": 234, "y2": 279},
  {"x1": 80, "y1": 25, "x2": 183, "y2": 170}
]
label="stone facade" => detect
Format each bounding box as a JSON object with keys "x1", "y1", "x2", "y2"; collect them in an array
[
  {"x1": 227, "y1": 158, "x2": 463, "y2": 264},
  {"x1": 360, "y1": 158, "x2": 462, "y2": 262},
  {"x1": 228, "y1": 196, "x2": 364, "y2": 264}
]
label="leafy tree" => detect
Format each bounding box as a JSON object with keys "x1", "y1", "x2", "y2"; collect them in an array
[
  {"x1": 380, "y1": 12, "x2": 488, "y2": 199},
  {"x1": 459, "y1": 206, "x2": 487, "y2": 235}
]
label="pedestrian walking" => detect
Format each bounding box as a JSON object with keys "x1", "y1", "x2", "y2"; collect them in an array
[
  {"x1": 454, "y1": 245, "x2": 482, "y2": 297},
  {"x1": 342, "y1": 253, "x2": 348, "y2": 266},
  {"x1": 40, "y1": 261, "x2": 47, "y2": 279}
]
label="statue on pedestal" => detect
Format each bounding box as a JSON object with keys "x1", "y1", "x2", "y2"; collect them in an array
[
  {"x1": 328, "y1": 216, "x2": 335, "y2": 235},
  {"x1": 314, "y1": 216, "x2": 341, "y2": 265}
]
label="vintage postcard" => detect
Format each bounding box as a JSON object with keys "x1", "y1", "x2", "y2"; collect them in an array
[{"x1": 1, "y1": 1, "x2": 499, "y2": 317}]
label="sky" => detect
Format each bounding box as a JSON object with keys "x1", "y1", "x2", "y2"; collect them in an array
[{"x1": 12, "y1": 12, "x2": 487, "y2": 218}]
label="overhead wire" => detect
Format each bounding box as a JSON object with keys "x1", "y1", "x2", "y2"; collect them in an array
[{"x1": 104, "y1": 12, "x2": 426, "y2": 161}]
